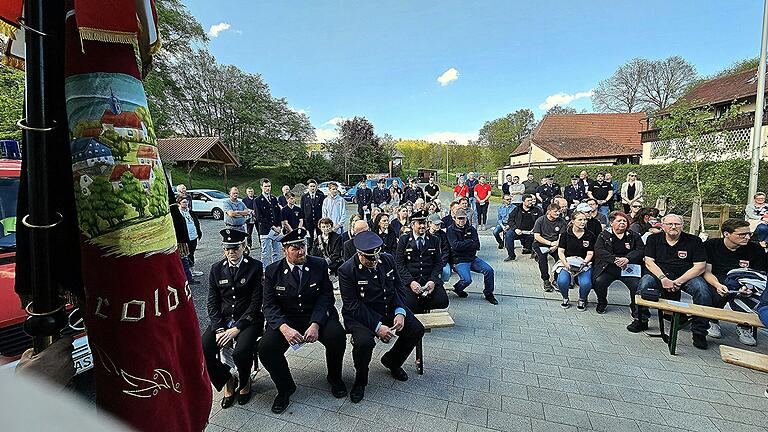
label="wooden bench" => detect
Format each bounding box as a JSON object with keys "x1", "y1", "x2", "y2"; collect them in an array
[
  {"x1": 635, "y1": 295, "x2": 765, "y2": 355},
  {"x1": 414, "y1": 311, "x2": 455, "y2": 375},
  {"x1": 720, "y1": 345, "x2": 768, "y2": 373}
]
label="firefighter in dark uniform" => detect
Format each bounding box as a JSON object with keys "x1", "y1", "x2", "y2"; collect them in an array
[
  {"x1": 258, "y1": 228, "x2": 348, "y2": 414},
  {"x1": 255, "y1": 179, "x2": 282, "y2": 267},
  {"x1": 355, "y1": 180, "x2": 374, "y2": 218},
  {"x1": 301, "y1": 179, "x2": 326, "y2": 244},
  {"x1": 201, "y1": 229, "x2": 264, "y2": 409},
  {"x1": 373, "y1": 178, "x2": 392, "y2": 207},
  {"x1": 338, "y1": 231, "x2": 425, "y2": 403},
  {"x1": 536, "y1": 174, "x2": 561, "y2": 209},
  {"x1": 403, "y1": 178, "x2": 425, "y2": 204},
  {"x1": 394, "y1": 210, "x2": 449, "y2": 313}
]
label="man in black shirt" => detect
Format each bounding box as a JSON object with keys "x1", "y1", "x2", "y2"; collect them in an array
[
  {"x1": 522, "y1": 173, "x2": 539, "y2": 197},
  {"x1": 587, "y1": 173, "x2": 613, "y2": 217},
  {"x1": 704, "y1": 218, "x2": 768, "y2": 346},
  {"x1": 424, "y1": 177, "x2": 440, "y2": 203},
  {"x1": 532, "y1": 203, "x2": 567, "y2": 291},
  {"x1": 637, "y1": 214, "x2": 712, "y2": 348},
  {"x1": 505, "y1": 195, "x2": 542, "y2": 260}
]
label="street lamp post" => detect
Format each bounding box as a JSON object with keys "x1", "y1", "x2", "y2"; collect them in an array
[
  {"x1": 445, "y1": 143, "x2": 449, "y2": 184},
  {"x1": 748, "y1": 0, "x2": 768, "y2": 201}
]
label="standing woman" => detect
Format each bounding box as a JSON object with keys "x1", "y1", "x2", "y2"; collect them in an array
[
  {"x1": 620, "y1": 172, "x2": 644, "y2": 214},
  {"x1": 389, "y1": 206, "x2": 410, "y2": 239},
  {"x1": 178, "y1": 196, "x2": 202, "y2": 274},
  {"x1": 474, "y1": 176, "x2": 492, "y2": 231},
  {"x1": 555, "y1": 211, "x2": 596, "y2": 310},
  {"x1": 390, "y1": 181, "x2": 402, "y2": 206},
  {"x1": 373, "y1": 212, "x2": 398, "y2": 253}
]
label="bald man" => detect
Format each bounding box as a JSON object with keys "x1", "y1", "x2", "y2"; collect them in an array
[{"x1": 343, "y1": 220, "x2": 371, "y2": 261}]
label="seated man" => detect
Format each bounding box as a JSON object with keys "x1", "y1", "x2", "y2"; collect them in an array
[
  {"x1": 592, "y1": 211, "x2": 645, "y2": 318},
  {"x1": 395, "y1": 210, "x2": 449, "y2": 313},
  {"x1": 493, "y1": 194, "x2": 515, "y2": 250},
  {"x1": 343, "y1": 219, "x2": 371, "y2": 261},
  {"x1": 427, "y1": 214, "x2": 452, "y2": 282},
  {"x1": 506, "y1": 194, "x2": 542, "y2": 261},
  {"x1": 638, "y1": 214, "x2": 712, "y2": 349},
  {"x1": 310, "y1": 217, "x2": 344, "y2": 275},
  {"x1": 532, "y1": 203, "x2": 567, "y2": 292},
  {"x1": 259, "y1": 228, "x2": 347, "y2": 414},
  {"x1": 201, "y1": 229, "x2": 264, "y2": 409},
  {"x1": 703, "y1": 218, "x2": 768, "y2": 346},
  {"x1": 338, "y1": 231, "x2": 425, "y2": 403},
  {"x1": 446, "y1": 209, "x2": 497, "y2": 304}
]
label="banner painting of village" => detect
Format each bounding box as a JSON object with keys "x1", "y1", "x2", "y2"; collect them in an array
[{"x1": 65, "y1": 73, "x2": 176, "y2": 257}]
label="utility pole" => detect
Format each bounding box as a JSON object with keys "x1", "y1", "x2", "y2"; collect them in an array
[
  {"x1": 748, "y1": 0, "x2": 768, "y2": 201},
  {"x1": 445, "y1": 144, "x2": 449, "y2": 184}
]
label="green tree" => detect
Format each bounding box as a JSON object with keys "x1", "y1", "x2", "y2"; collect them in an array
[
  {"x1": 75, "y1": 188, "x2": 100, "y2": 237},
  {"x1": 325, "y1": 117, "x2": 389, "y2": 181},
  {"x1": 544, "y1": 105, "x2": 578, "y2": 117},
  {"x1": 0, "y1": 66, "x2": 24, "y2": 141},
  {"x1": 117, "y1": 172, "x2": 149, "y2": 217},
  {"x1": 712, "y1": 57, "x2": 760, "y2": 79},
  {"x1": 99, "y1": 130, "x2": 129, "y2": 160},
  {"x1": 89, "y1": 177, "x2": 128, "y2": 227},
  {"x1": 147, "y1": 169, "x2": 170, "y2": 217},
  {"x1": 478, "y1": 109, "x2": 535, "y2": 168}
]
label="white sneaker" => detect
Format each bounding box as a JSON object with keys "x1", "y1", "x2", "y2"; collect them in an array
[
  {"x1": 737, "y1": 327, "x2": 757, "y2": 346},
  {"x1": 191, "y1": 270, "x2": 204, "y2": 277},
  {"x1": 707, "y1": 322, "x2": 722, "y2": 339}
]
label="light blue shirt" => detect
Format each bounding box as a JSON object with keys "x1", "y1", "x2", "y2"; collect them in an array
[
  {"x1": 181, "y1": 209, "x2": 197, "y2": 241},
  {"x1": 224, "y1": 199, "x2": 247, "y2": 229},
  {"x1": 497, "y1": 203, "x2": 514, "y2": 228},
  {"x1": 321, "y1": 194, "x2": 347, "y2": 234}
]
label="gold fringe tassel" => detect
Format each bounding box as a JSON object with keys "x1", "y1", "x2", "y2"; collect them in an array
[
  {"x1": 78, "y1": 27, "x2": 138, "y2": 46},
  {"x1": 0, "y1": 20, "x2": 18, "y2": 40},
  {"x1": 1, "y1": 54, "x2": 24, "y2": 71}
]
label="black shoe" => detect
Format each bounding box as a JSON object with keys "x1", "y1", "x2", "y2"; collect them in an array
[
  {"x1": 350, "y1": 382, "x2": 366, "y2": 403},
  {"x1": 503, "y1": 255, "x2": 516, "y2": 262},
  {"x1": 485, "y1": 294, "x2": 499, "y2": 305},
  {"x1": 692, "y1": 333, "x2": 708, "y2": 350},
  {"x1": 596, "y1": 303, "x2": 607, "y2": 314},
  {"x1": 454, "y1": 289, "x2": 468, "y2": 298},
  {"x1": 270, "y1": 383, "x2": 296, "y2": 414},
  {"x1": 381, "y1": 356, "x2": 409, "y2": 381},
  {"x1": 220, "y1": 376, "x2": 238, "y2": 409},
  {"x1": 497, "y1": 243, "x2": 504, "y2": 250},
  {"x1": 189, "y1": 279, "x2": 201, "y2": 285},
  {"x1": 626, "y1": 319, "x2": 648, "y2": 333},
  {"x1": 237, "y1": 388, "x2": 253, "y2": 405},
  {"x1": 329, "y1": 379, "x2": 348, "y2": 398},
  {"x1": 542, "y1": 280, "x2": 553, "y2": 292},
  {"x1": 522, "y1": 248, "x2": 532, "y2": 254}
]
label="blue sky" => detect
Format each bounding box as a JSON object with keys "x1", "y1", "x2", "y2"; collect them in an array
[{"x1": 184, "y1": 0, "x2": 763, "y2": 143}]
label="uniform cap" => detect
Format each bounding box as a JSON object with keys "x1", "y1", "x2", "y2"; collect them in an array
[
  {"x1": 353, "y1": 231, "x2": 384, "y2": 257},
  {"x1": 280, "y1": 227, "x2": 307, "y2": 246},
  {"x1": 575, "y1": 203, "x2": 591, "y2": 213},
  {"x1": 220, "y1": 228, "x2": 247, "y2": 247},
  {"x1": 411, "y1": 210, "x2": 429, "y2": 222}
]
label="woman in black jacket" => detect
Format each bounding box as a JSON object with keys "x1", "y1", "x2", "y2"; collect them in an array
[
  {"x1": 592, "y1": 211, "x2": 646, "y2": 324},
  {"x1": 310, "y1": 217, "x2": 344, "y2": 275},
  {"x1": 373, "y1": 212, "x2": 398, "y2": 253},
  {"x1": 170, "y1": 194, "x2": 202, "y2": 283}
]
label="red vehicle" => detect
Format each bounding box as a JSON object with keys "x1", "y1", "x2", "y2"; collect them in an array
[{"x1": 0, "y1": 141, "x2": 92, "y2": 374}]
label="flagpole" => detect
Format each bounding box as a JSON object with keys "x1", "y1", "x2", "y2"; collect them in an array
[{"x1": 748, "y1": 0, "x2": 768, "y2": 202}]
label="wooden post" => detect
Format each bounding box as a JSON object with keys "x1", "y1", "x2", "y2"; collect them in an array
[
  {"x1": 223, "y1": 163, "x2": 228, "y2": 190},
  {"x1": 689, "y1": 197, "x2": 703, "y2": 234}
]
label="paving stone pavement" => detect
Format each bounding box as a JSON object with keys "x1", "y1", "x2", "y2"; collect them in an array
[{"x1": 191, "y1": 199, "x2": 768, "y2": 432}]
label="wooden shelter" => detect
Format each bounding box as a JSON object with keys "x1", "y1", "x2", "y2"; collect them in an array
[{"x1": 156, "y1": 136, "x2": 239, "y2": 187}]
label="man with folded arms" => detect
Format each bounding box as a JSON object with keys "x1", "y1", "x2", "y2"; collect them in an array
[
  {"x1": 637, "y1": 214, "x2": 712, "y2": 349},
  {"x1": 259, "y1": 228, "x2": 347, "y2": 413}
]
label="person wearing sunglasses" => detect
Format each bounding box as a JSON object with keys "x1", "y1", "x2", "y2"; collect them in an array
[
  {"x1": 620, "y1": 171, "x2": 644, "y2": 213},
  {"x1": 201, "y1": 229, "x2": 264, "y2": 409},
  {"x1": 703, "y1": 219, "x2": 768, "y2": 346}
]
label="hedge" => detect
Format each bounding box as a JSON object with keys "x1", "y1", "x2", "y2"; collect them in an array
[{"x1": 530, "y1": 159, "x2": 767, "y2": 214}]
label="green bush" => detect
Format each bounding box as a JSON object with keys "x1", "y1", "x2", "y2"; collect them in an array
[{"x1": 531, "y1": 160, "x2": 767, "y2": 214}]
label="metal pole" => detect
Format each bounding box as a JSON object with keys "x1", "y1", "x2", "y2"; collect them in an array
[
  {"x1": 445, "y1": 144, "x2": 449, "y2": 184},
  {"x1": 748, "y1": 0, "x2": 768, "y2": 201}
]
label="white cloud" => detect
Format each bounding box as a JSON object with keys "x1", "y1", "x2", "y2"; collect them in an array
[
  {"x1": 420, "y1": 131, "x2": 478, "y2": 145},
  {"x1": 323, "y1": 116, "x2": 348, "y2": 126},
  {"x1": 314, "y1": 128, "x2": 339, "y2": 142},
  {"x1": 289, "y1": 106, "x2": 308, "y2": 115},
  {"x1": 538, "y1": 90, "x2": 594, "y2": 110},
  {"x1": 437, "y1": 67, "x2": 460, "y2": 86},
  {"x1": 208, "y1": 22, "x2": 232, "y2": 38}
]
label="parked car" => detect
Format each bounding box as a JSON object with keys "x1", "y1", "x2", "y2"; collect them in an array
[
  {"x1": 345, "y1": 177, "x2": 403, "y2": 203},
  {"x1": 187, "y1": 189, "x2": 231, "y2": 220},
  {"x1": 317, "y1": 181, "x2": 347, "y2": 197},
  {"x1": 0, "y1": 142, "x2": 91, "y2": 375}
]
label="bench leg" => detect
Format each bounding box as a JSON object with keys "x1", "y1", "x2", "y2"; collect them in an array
[
  {"x1": 668, "y1": 313, "x2": 681, "y2": 355},
  {"x1": 657, "y1": 311, "x2": 669, "y2": 343}
]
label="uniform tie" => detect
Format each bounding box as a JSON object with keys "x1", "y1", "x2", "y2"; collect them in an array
[
  {"x1": 417, "y1": 237, "x2": 424, "y2": 251},
  {"x1": 229, "y1": 265, "x2": 238, "y2": 280},
  {"x1": 292, "y1": 265, "x2": 301, "y2": 286}
]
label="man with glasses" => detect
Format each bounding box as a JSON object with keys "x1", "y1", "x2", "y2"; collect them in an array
[
  {"x1": 703, "y1": 219, "x2": 768, "y2": 346},
  {"x1": 259, "y1": 228, "x2": 347, "y2": 413},
  {"x1": 504, "y1": 194, "x2": 542, "y2": 261},
  {"x1": 338, "y1": 231, "x2": 425, "y2": 403},
  {"x1": 493, "y1": 194, "x2": 515, "y2": 251},
  {"x1": 201, "y1": 229, "x2": 264, "y2": 409},
  {"x1": 637, "y1": 214, "x2": 711, "y2": 348},
  {"x1": 507, "y1": 175, "x2": 525, "y2": 206},
  {"x1": 532, "y1": 203, "x2": 567, "y2": 292}
]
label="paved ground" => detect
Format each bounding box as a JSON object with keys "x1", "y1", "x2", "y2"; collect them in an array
[{"x1": 190, "y1": 194, "x2": 768, "y2": 432}]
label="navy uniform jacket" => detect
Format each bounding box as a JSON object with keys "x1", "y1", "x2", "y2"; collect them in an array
[
  {"x1": 563, "y1": 184, "x2": 586, "y2": 208},
  {"x1": 536, "y1": 183, "x2": 561, "y2": 207},
  {"x1": 338, "y1": 253, "x2": 408, "y2": 332},
  {"x1": 207, "y1": 256, "x2": 264, "y2": 332},
  {"x1": 373, "y1": 188, "x2": 391, "y2": 206},
  {"x1": 403, "y1": 186, "x2": 425, "y2": 204},
  {"x1": 300, "y1": 190, "x2": 326, "y2": 229},
  {"x1": 395, "y1": 232, "x2": 445, "y2": 287},
  {"x1": 263, "y1": 256, "x2": 338, "y2": 330},
  {"x1": 446, "y1": 223, "x2": 480, "y2": 264},
  {"x1": 356, "y1": 188, "x2": 373, "y2": 208},
  {"x1": 255, "y1": 194, "x2": 281, "y2": 235},
  {"x1": 342, "y1": 237, "x2": 357, "y2": 261}
]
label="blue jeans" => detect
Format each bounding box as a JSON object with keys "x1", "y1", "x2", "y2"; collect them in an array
[
  {"x1": 759, "y1": 305, "x2": 768, "y2": 327},
  {"x1": 755, "y1": 223, "x2": 768, "y2": 242},
  {"x1": 556, "y1": 267, "x2": 592, "y2": 300},
  {"x1": 637, "y1": 274, "x2": 714, "y2": 334},
  {"x1": 453, "y1": 258, "x2": 494, "y2": 295},
  {"x1": 181, "y1": 256, "x2": 193, "y2": 282},
  {"x1": 260, "y1": 231, "x2": 282, "y2": 268},
  {"x1": 597, "y1": 205, "x2": 610, "y2": 216},
  {"x1": 442, "y1": 264, "x2": 451, "y2": 283}
]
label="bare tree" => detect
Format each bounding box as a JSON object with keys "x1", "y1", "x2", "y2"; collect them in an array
[
  {"x1": 639, "y1": 56, "x2": 697, "y2": 112},
  {"x1": 592, "y1": 58, "x2": 648, "y2": 113}
]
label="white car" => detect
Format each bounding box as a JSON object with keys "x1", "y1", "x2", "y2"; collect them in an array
[
  {"x1": 187, "y1": 189, "x2": 231, "y2": 220},
  {"x1": 318, "y1": 181, "x2": 347, "y2": 196}
]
